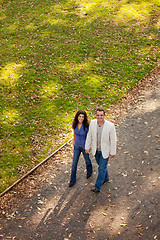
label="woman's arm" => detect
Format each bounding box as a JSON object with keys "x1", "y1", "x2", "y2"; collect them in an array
[{"x1": 73, "y1": 132, "x2": 76, "y2": 146}]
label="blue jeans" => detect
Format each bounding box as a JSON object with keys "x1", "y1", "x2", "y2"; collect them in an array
[
  {"x1": 95, "y1": 150, "x2": 109, "y2": 191},
  {"x1": 70, "y1": 146, "x2": 93, "y2": 185}
]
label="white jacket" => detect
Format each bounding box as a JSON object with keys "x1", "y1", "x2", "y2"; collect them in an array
[{"x1": 85, "y1": 119, "x2": 116, "y2": 158}]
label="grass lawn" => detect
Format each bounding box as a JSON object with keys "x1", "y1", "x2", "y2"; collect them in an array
[{"x1": 0, "y1": 0, "x2": 159, "y2": 193}]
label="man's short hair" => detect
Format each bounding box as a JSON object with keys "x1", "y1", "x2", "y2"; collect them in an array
[{"x1": 96, "y1": 108, "x2": 105, "y2": 115}]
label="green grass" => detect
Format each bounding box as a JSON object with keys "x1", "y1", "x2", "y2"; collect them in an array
[{"x1": 0, "y1": 0, "x2": 159, "y2": 193}]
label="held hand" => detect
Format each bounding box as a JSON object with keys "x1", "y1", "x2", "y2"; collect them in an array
[
  {"x1": 85, "y1": 149, "x2": 90, "y2": 154},
  {"x1": 109, "y1": 154, "x2": 115, "y2": 158}
]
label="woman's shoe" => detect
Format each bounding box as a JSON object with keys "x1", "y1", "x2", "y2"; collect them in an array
[
  {"x1": 87, "y1": 175, "x2": 92, "y2": 179},
  {"x1": 69, "y1": 183, "x2": 75, "y2": 187}
]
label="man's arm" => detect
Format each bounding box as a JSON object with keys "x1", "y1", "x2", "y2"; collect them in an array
[{"x1": 110, "y1": 124, "x2": 116, "y2": 156}]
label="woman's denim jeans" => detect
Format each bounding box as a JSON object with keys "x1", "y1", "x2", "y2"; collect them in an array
[
  {"x1": 95, "y1": 150, "x2": 109, "y2": 191},
  {"x1": 70, "y1": 146, "x2": 92, "y2": 185}
]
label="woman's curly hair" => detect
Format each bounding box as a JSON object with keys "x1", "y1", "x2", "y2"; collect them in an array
[{"x1": 72, "y1": 110, "x2": 89, "y2": 130}]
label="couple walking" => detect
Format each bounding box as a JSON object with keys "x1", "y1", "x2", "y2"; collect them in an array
[{"x1": 69, "y1": 108, "x2": 116, "y2": 193}]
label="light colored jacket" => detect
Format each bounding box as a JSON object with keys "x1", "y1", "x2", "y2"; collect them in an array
[{"x1": 85, "y1": 119, "x2": 116, "y2": 158}]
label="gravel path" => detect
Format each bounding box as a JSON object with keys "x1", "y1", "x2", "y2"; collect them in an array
[{"x1": 0, "y1": 67, "x2": 159, "y2": 240}]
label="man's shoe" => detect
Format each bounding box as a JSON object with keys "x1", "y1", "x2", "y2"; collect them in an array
[
  {"x1": 103, "y1": 179, "x2": 109, "y2": 185},
  {"x1": 91, "y1": 188, "x2": 100, "y2": 193},
  {"x1": 69, "y1": 183, "x2": 75, "y2": 187}
]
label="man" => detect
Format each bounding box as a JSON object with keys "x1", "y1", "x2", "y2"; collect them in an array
[{"x1": 85, "y1": 108, "x2": 116, "y2": 193}]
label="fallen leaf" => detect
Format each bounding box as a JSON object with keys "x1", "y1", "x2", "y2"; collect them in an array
[
  {"x1": 109, "y1": 204, "x2": 115, "y2": 207},
  {"x1": 122, "y1": 172, "x2": 127, "y2": 177},
  {"x1": 136, "y1": 224, "x2": 143, "y2": 228},
  {"x1": 144, "y1": 151, "x2": 149, "y2": 155},
  {"x1": 120, "y1": 223, "x2": 127, "y2": 227},
  {"x1": 90, "y1": 226, "x2": 95, "y2": 229},
  {"x1": 138, "y1": 233, "x2": 143, "y2": 236},
  {"x1": 69, "y1": 233, "x2": 72, "y2": 238}
]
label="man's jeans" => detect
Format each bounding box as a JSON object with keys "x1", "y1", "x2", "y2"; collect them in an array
[
  {"x1": 95, "y1": 150, "x2": 109, "y2": 191},
  {"x1": 70, "y1": 146, "x2": 93, "y2": 185}
]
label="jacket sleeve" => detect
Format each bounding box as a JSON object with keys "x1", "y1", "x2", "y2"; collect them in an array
[
  {"x1": 85, "y1": 124, "x2": 92, "y2": 150},
  {"x1": 110, "y1": 124, "x2": 117, "y2": 155}
]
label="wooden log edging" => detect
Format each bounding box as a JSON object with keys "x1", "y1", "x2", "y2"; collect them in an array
[{"x1": 0, "y1": 138, "x2": 73, "y2": 198}]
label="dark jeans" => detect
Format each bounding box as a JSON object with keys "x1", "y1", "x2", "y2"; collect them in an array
[
  {"x1": 70, "y1": 146, "x2": 92, "y2": 185},
  {"x1": 95, "y1": 150, "x2": 109, "y2": 191}
]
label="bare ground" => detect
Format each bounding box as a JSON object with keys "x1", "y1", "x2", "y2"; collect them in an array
[{"x1": 0, "y1": 67, "x2": 160, "y2": 240}]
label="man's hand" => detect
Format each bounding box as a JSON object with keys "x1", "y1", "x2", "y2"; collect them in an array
[
  {"x1": 109, "y1": 154, "x2": 115, "y2": 158},
  {"x1": 85, "y1": 149, "x2": 90, "y2": 154}
]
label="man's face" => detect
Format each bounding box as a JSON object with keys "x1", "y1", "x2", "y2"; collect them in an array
[{"x1": 96, "y1": 111, "x2": 105, "y2": 124}]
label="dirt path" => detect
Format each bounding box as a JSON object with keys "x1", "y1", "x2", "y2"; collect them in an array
[{"x1": 0, "y1": 67, "x2": 160, "y2": 240}]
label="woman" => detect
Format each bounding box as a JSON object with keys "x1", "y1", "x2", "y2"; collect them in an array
[{"x1": 69, "y1": 110, "x2": 92, "y2": 187}]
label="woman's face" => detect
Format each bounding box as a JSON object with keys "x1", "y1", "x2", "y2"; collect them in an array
[{"x1": 78, "y1": 114, "x2": 84, "y2": 123}]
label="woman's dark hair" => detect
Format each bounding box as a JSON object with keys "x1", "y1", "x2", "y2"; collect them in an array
[{"x1": 72, "y1": 110, "x2": 89, "y2": 129}]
